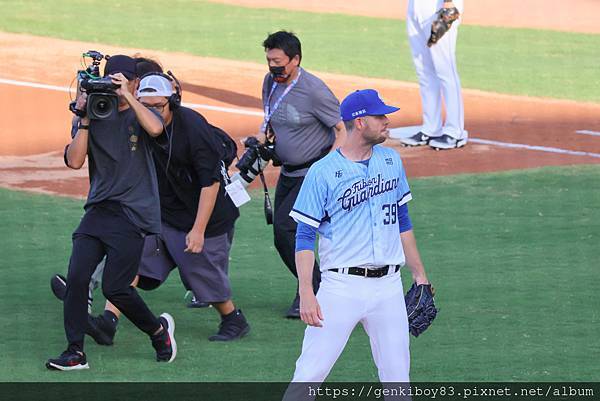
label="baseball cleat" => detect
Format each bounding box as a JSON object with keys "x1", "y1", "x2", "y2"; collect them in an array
[
  {"x1": 151, "y1": 313, "x2": 177, "y2": 363},
  {"x1": 46, "y1": 350, "x2": 89, "y2": 371},
  {"x1": 209, "y1": 309, "x2": 250, "y2": 341},
  {"x1": 50, "y1": 274, "x2": 67, "y2": 301},
  {"x1": 429, "y1": 135, "x2": 467, "y2": 150},
  {"x1": 399, "y1": 132, "x2": 430, "y2": 147}
]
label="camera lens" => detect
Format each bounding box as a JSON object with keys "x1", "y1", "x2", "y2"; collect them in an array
[{"x1": 88, "y1": 94, "x2": 115, "y2": 119}]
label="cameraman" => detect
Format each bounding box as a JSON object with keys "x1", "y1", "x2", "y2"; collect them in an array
[
  {"x1": 260, "y1": 31, "x2": 346, "y2": 318},
  {"x1": 47, "y1": 55, "x2": 176, "y2": 371},
  {"x1": 78, "y1": 72, "x2": 250, "y2": 342}
]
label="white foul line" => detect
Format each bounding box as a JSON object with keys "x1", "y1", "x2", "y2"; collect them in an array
[
  {"x1": 576, "y1": 130, "x2": 600, "y2": 137},
  {"x1": 469, "y1": 138, "x2": 600, "y2": 159},
  {"x1": 3, "y1": 77, "x2": 600, "y2": 158},
  {"x1": 0, "y1": 77, "x2": 263, "y2": 117},
  {"x1": 0, "y1": 78, "x2": 72, "y2": 93}
]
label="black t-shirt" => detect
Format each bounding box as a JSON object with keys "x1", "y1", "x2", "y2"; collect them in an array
[
  {"x1": 150, "y1": 107, "x2": 239, "y2": 237},
  {"x1": 82, "y1": 108, "x2": 161, "y2": 234}
]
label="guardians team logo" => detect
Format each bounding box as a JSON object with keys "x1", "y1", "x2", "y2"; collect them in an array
[{"x1": 336, "y1": 174, "x2": 399, "y2": 211}]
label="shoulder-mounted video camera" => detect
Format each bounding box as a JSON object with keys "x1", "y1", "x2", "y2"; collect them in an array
[{"x1": 69, "y1": 51, "x2": 119, "y2": 120}]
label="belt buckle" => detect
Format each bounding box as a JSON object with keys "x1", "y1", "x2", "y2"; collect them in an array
[{"x1": 364, "y1": 268, "x2": 368, "y2": 278}]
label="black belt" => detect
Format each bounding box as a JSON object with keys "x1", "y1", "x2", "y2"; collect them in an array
[
  {"x1": 328, "y1": 265, "x2": 400, "y2": 278},
  {"x1": 283, "y1": 145, "x2": 332, "y2": 172}
]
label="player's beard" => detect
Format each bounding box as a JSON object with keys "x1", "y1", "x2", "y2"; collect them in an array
[
  {"x1": 364, "y1": 123, "x2": 389, "y2": 146},
  {"x1": 376, "y1": 128, "x2": 389, "y2": 144}
]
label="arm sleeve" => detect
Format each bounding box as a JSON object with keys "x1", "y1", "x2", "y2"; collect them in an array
[
  {"x1": 295, "y1": 221, "x2": 318, "y2": 252},
  {"x1": 289, "y1": 165, "x2": 327, "y2": 228},
  {"x1": 312, "y1": 84, "x2": 342, "y2": 129},
  {"x1": 398, "y1": 203, "x2": 413, "y2": 233}
]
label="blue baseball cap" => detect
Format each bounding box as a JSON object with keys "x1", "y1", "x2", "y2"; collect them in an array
[{"x1": 340, "y1": 89, "x2": 400, "y2": 121}]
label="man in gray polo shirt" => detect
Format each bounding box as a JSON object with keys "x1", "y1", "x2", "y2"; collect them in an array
[{"x1": 260, "y1": 31, "x2": 347, "y2": 318}]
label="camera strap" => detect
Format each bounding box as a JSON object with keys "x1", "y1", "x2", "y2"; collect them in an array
[
  {"x1": 261, "y1": 68, "x2": 303, "y2": 134},
  {"x1": 220, "y1": 160, "x2": 232, "y2": 186},
  {"x1": 258, "y1": 171, "x2": 274, "y2": 225}
]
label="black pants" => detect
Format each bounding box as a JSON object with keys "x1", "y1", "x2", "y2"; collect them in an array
[
  {"x1": 64, "y1": 202, "x2": 161, "y2": 352},
  {"x1": 273, "y1": 174, "x2": 320, "y2": 293}
]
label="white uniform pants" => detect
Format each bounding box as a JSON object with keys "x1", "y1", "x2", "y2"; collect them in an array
[
  {"x1": 407, "y1": 0, "x2": 465, "y2": 140},
  {"x1": 283, "y1": 270, "x2": 410, "y2": 400}
]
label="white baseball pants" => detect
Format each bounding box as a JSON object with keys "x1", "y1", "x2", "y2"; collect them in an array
[
  {"x1": 285, "y1": 270, "x2": 410, "y2": 397},
  {"x1": 407, "y1": 0, "x2": 465, "y2": 140}
]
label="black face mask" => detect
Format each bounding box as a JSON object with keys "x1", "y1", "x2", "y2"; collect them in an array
[
  {"x1": 269, "y1": 65, "x2": 286, "y2": 76},
  {"x1": 269, "y1": 65, "x2": 289, "y2": 82},
  {"x1": 269, "y1": 61, "x2": 292, "y2": 83}
]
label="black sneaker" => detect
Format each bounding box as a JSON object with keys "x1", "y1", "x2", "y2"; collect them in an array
[
  {"x1": 285, "y1": 294, "x2": 301, "y2": 319},
  {"x1": 151, "y1": 313, "x2": 177, "y2": 363},
  {"x1": 50, "y1": 274, "x2": 67, "y2": 301},
  {"x1": 209, "y1": 309, "x2": 251, "y2": 341},
  {"x1": 187, "y1": 295, "x2": 211, "y2": 309},
  {"x1": 86, "y1": 314, "x2": 116, "y2": 346},
  {"x1": 429, "y1": 134, "x2": 467, "y2": 150},
  {"x1": 400, "y1": 132, "x2": 430, "y2": 147},
  {"x1": 46, "y1": 350, "x2": 89, "y2": 371}
]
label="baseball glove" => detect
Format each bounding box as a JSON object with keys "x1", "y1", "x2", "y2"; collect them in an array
[
  {"x1": 405, "y1": 283, "x2": 437, "y2": 337},
  {"x1": 428, "y1": 7, "x2": 460, "y2": 47}
]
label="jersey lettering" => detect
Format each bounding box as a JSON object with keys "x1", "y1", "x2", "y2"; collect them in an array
[{"x1": 336, "y1": 174, "x2": 399, "y2": 211}]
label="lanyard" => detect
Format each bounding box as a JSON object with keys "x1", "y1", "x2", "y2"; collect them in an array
[{"x1": 261, "y1": 68, "x2": 302, "y2": 133}]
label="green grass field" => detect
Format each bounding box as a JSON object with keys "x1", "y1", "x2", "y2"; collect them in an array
[
  {"x1": 1, "y1": 0, "x2": 599, "y2": 388},
  {"x1": 1, "y1": 165, "x2": 599, "y2": 382},
  {"x1": 0, "y1": 0, "x2": 599, "y2": 102}
]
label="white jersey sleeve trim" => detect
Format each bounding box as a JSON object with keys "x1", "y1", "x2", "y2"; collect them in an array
[
  {"x1": 398, "y1": 191, "x2": 412, "y2": 207},
  {"x1": 290, "y1": 209, "x2": 321, "y2": 229}
]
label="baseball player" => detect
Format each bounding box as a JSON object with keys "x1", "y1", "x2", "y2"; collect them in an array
[
  {"x1": 401, "y1": 0, "x2": 467, "y2": 150},
  {"x1": 283, "y1": 89, "x2": 431, "y2": 397}
]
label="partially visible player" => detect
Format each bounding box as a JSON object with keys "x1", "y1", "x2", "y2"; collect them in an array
[
  {"x1": 283, "y1": 89, "x2": 432, "y2": 397},
  {"x1": 401, "y1": 0, "x2": 467, "y2": 150}
]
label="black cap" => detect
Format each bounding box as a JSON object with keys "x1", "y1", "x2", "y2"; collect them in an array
[{"x1": 103, "y1": 55, "x2": 136, "y2": 80}]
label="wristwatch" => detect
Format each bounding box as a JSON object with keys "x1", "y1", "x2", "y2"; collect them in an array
[{"x1": 78, "y1": 121, "x2": 89, "y2": 130}]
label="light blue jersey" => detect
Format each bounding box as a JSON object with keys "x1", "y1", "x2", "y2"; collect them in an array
[{"x1": 290, "y1": 145, "x2": 412, "y2": 271}]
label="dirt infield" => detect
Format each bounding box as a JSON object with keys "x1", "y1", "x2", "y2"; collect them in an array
[
  {"x1": 211, "y1": 0, "x2": 600, "y2": 34},
  {"x1": 1, "y1": 31, "x2": 600, "y2": 198}
]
